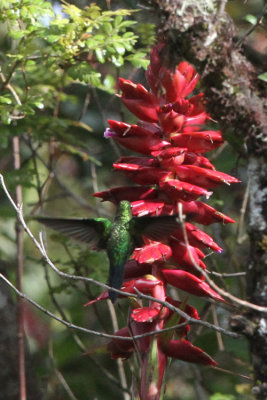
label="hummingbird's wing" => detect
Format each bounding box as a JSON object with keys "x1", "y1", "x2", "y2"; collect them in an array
[
  {"x1": 129, "y1": 215, "x2": 182, "y2": 244},
  {"x1": 36, "y1": 217, "x2": 112, "y2": 250}
]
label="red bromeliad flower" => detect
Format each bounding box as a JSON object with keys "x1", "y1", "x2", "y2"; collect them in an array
[{"x1": 91, "y1": 42, "x2": 240, "y2": 399}]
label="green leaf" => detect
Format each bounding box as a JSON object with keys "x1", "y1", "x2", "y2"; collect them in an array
[
  {"x1": 102, "y1": 22, "x2": 112, "y2": 35},
  {"x1": 258, "y1": 72, "x2": 267, "y2": 83},
  {"x1": 0, "y1": 96, "x2": 12, "y2": 104},
  {"x1": 126, "y1": 52, "x2": 149, "y2": 69},
  {"x1": 114, "y1": 15, "x2": 123, "y2": 28},
  {"x1": 243, "y1": 14, "x2": 257, "y2": 25},
  {"x1": 95, "y1": 48, "x2": 106, "y2": 63},
  {"x1": 1, "y1": 109, "x2": 12, "y2": 124},
  {"x1": 113, "y1": 43, "x2": 125, "y2": 55},
  {"x1": 210, "y1": 394, "x2": 235, "y2": 400},
  {"x1": 110, "y1": 54, "x2": 124, "y2": 67},
  {"x1": 103, "y1": 74, "x2": 115, "y2": 93}
]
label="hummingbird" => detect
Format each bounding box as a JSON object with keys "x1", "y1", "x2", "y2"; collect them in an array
[{"x1": 37, "y1": 201, "x2": 181, "y2": 303}]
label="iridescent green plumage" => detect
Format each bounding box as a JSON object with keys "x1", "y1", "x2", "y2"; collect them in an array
[{"x1": 37, "y1": 200, "x2": 181, "y2": 302}]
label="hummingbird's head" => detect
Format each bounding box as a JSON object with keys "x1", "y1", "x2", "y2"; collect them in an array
[{"x1": 116, "y1": 200, "x2": 132, "y2": 221}]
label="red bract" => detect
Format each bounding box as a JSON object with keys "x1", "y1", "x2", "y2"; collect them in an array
[
  {"x1": 170, "y1": 239, "x2": 207, "y2": 276},
  {"x1": 107, "y1": 327, "x2": 134, "y2": 359},
  {"x1": 94, "y1": 186, "x2": 158, "y2": 204},
  {"x1": 161, "y1": 269, "x2": 225, "y2": 302},
  {"x1": 123, "y1": 259, "x2": 152, "y2": 279},
  {"x1": 118, "y1": 78, "x2": 159, "y2": 122},
  {"x1": 90, "y1": 42, "x2": 241, "y2": 396},
  {"x1": 178, "y1": 200, "x2": 236, "y2": 225},
  {"x1": 159, "y1": 179, "x2": 213, "y2": 201},
  {"x1": 105, "y1": 120, "x2": 170, "y2": 155},
  {"x1": 159, "y1": 339, "x2": 217, "y2": 366},
  {"x1": 159, "y1": 62, "x2": 199, "y2": 101},
  {"x1": 132, "y1": 242, "x2": 172, "y2": 264},
  {"x1": 113, "y1": 163, "x2": 172, "y2": 185},
  {"x1": 171, "y1": 130, "x2": 224, "y2": 153},
  {"x1": 172, "y1": 222, "x2": 223, "y2": 253},
  {"x1": 174, "y1": 165, "x2": 240, "y2": 188}
]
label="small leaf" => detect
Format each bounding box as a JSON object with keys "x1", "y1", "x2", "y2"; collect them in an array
[
  {"x1": 113, "y1": 43, "x2": 125, "y2": 55},
  {"x1": 114, "y1": 15, "x2": 123, "y2": 28},
  {"x1": 103, "y1": 74, "x2": 115, "y2": 92},
  {"x1": 0, "y1": 96, "x2": 12, "y2": 104},
  {"x1": 111, "y1": 54, "x2": 124, "y2": 67},
  {"x1": 95, "y1": 48, "x2": 106, "y2": 63},
  {"x1": 258, "y1": 72, "x2": 267, "y2": 83},
  {"x1": 102, "y1": 22, "x2": 112, "y2": 35},
  {"x1": 244, "y1": 14, "x2": 257, "y2": 25}
]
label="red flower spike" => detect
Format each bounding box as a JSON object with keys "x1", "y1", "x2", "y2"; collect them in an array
[
  {"x1": 132, "y1": 242, "x2": 172, "y2": 264},
  {"x1": 98, "y1": 44, "x2": 240, "y2": 378},
  {"x1": 171, "y1": 131, "x2": 224, "y2": 153},
  {"x1": 159, "y1": 179, "x2": 213, "y2": 202},
  {"x1": 160, "y1": 339, "x2": 217, "y2": 366},
  {"x1": 94, "y1": 186, "x2": 158, "y2": 204},
  {"x1": 118, "y1": 78, "x2": 159, "y2": 122},
  {"x1": 162, "y1": 269, "x2": 225, "y2": 302},
  {"x1": 107, "y1": 327, "x2": 134, "y2": 359},
  {"x1": 178, "y1": 200, "x2": 236, "y2": 225}
]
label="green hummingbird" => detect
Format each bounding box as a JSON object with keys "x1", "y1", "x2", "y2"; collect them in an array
[{"x1": 37, "y1": 201, "x2": 181, "y2": 303}]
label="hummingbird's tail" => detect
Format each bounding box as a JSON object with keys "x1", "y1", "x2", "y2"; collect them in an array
[{"x1": 108, "y1": 263, "x2": 125, "y2": 303}]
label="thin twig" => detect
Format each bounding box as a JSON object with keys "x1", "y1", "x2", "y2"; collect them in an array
[
  {"x1": 211, "y1": 304, "x2": 224, "y2": 351},
  {"x1": 207, "y1": 271, "x2": 246, "y2": 278},
  {"x1": 236, "y1": 3, "x2": 267, "y2": 47},
  {"x1": 1, "y1": 272, "x2": 239, "y2": 341},
  {"x1": 0, "y1": 61, "x2": 20, "y2": 91},
  {"x1": 237, "y1": 179, "x2": 250, "y2": 244},
  {"x1": 49, "y1": 342, "x2": 78, "y2": 400},
  {"x1": 13, "y1": 136, "x2": 27, "y2": 400}
]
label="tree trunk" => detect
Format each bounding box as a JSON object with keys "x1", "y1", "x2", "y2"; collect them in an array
[{"x1": 145, "y1": 0, "x2": 267, "y2": 397}]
